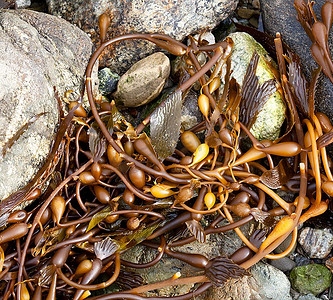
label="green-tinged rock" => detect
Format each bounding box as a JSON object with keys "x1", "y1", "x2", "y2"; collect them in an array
[
  {"x1": 98, "y1": 68, "x2": 120, "y2": 95},
  {"x1": 223, "y1": 32, "x2": 285, "y2": 141},
  {"x1": 290, "y1": 264, "x2": 332, "y2": 295}
]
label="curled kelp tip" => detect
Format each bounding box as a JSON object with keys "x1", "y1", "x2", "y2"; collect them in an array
[
  {"x1": 205, "y1": 256, "x2": 249, "y2": 287},
  {"x1": 94, "y1": 237, "x2": 119, "y2": 260}
]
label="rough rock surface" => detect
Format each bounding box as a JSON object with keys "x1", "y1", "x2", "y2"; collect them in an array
[
  {"x1": 113, "y1": 52, "x2": 170, "y2": 107},
  {"x1": 0, "y1": 9, "x2": 97, "y2": 205},
  {"x1": 121, "y1": 220, "x2": 251, "y2": 298},
  {"x1": 298, "y1": 227, "x2": 333, "y2": 259},
  {"x1": 260, "y1": 0, "x2": 333, "y2": 128},
  {"x1": 46, "y1": 0, "x2": 238, "y2": 74},
  {"x1": 290, "y1": 264, "x2": 332, "y2": 295},
  {"x1": 199, "y1": 262, "x2": 292, "y2": 300}
]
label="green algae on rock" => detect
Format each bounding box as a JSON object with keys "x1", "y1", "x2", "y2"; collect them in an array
[
  {"x1": 290, "y1": 264, "x2": 332, "y2": 295},
  {"x1": 223, "y1": 32, "x2": 285, "y2": 141}
]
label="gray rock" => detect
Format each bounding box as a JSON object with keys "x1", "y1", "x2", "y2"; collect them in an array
[
  {"x1": 269, "y1": 256, "x2": 296, "y2": 272},
  {"x1": 16, "y1": 0, "x2": 30, "y2": 8},
  {"x1": 294, "y1": 294, "x2": 321, "y2": 300},
  {"x1": 98, "y1": 68, "x2": 120, "y2": 95},
  {"x1": 0, "y1": 9, "x2": 97, "y2": 207},
  {"x1": 46, "y1": 0, "x2": 238, "y2": 73},
  {"x1": 199, "y1": 262, "x2": 292, "y2": 300},
  {"x1": 275, "y1": 232, "x2": 297, "y2": 255},
  {"x1": 260, "y1": 0, "x2": 333, "y2": 135},
  {"x1": 181, "y1": 90, "x2": 203, "y2": 131},
  {"x1": 298, "y1": 227, "x2": 333, "y2": 259},
  {"x1": 113, "y1": 52, "x2": 170, "y2": 107}
]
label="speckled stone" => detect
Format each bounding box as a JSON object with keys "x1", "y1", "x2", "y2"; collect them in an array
[
  {"x1": 298, "y1": 227, "x2": 333, "y2": 259},
  {"x1": 199, "y1": 262, "x2": 292, "y2": 300},
  {"x1": 0, "y1": 9, "x2": 97, "y2": 214},
  {"x1": 47, "y1": 0, "x2": 239, "y2": 74},
  {"x1": 98, "y1": 68, "x2": 120, "y2": 95}
]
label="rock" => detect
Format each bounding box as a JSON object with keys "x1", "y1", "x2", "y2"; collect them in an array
[
  {"x1": 181, "y1": 90, "x2": 203, "y2": 131},
  {"x1": 199, "y1": 262, "x2": 292, "y2": 300},
  {"x1": 121, "y1": 219, "x2": 252, "y2": 298},
  {"x1": 260, "y1": 0, "x2": 333, "y2": 135},
  {"x1": 46, "y1": 0, "x2": 238, "y2": 73},
  {"x1": 98, "y1": 68, "x2": 120, "y2": 96},
  {"x1": 295, "y1": 294, "x2": 321, "y2": 300},
  {"x1": 275, "y1": 232, "x2": 297, "y2": 255},
  {"x1": 269, "y1": 256, "x2": 296, "y2": 272},
  {"x1": 290, "y1": 264, "x2": 332, "y2": 295},
  {"x1": 16, "y1": 0, "x2": 30, "y2": 8},
  {"x1": 237, "y1": 7, "x2": 258, "y2": 19},
  {"x1": 113, "y1": 52, "x2": 170, "y2": 107},
  {"x1": 298, "y1": 227, "x2": 333, "y2": 259},
  {"x1": 222, "y1": 32, "x2": 286, "y2": 140},
  {"x1": 0, "y1": 9, "x2": 97, "y2": 209}
]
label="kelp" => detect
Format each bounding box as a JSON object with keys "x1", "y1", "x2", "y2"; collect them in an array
[
  {"x1": 2, "y1": 9, "x2": 333, "y2": 300},
  {"x1": 239, "y1": 52, "x2": 277, "y2": 129}
]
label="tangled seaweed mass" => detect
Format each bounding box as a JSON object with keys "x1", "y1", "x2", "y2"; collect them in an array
[{"x1": 1, "y1": 0, "x2": 333, "y2": 299}]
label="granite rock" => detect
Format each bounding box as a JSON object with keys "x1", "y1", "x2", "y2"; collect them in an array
[
  {"x1": 0, "y1": 9, "x2": 97, "y2": 210},
  {"x1": 298, "y1": 227, "x2": 333, "y2": 259},
  {"x1": 46, "y1": 0, "x2": 239, "y2": 74}
]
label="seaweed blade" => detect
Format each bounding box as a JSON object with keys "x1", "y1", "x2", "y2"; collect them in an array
[{"x1": 150, "y1": 89, "x2": 183, "y2": 160}]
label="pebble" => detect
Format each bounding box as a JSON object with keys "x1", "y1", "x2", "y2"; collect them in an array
[
  {"x1": 98, "y1": 68, "x2": 120, "y2": 95},
  {"x1": 298, "y1": 227, "x2": 333, "y2": 259},
  {"x1": 290, "y1": 264, "x2": 332, "y2": 296},
  {"x1": 113, "y1": 52, "x2": 170, "y2": 107},
  {"x1": 269, "y1": 256, "x2": 296, "y2": 272}
]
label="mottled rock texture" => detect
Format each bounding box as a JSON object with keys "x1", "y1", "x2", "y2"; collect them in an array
[
  {"x1": 260, "y1": 0, "x2": 333, "y2": 130},
  {"x1": 46, "y1": 0, "x2": 238, "y2": 73},
  {"x1": 0, "y1": 9, "x2": 97, "y2": 205}
]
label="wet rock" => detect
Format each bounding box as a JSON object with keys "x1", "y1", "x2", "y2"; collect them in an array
[
  {"x1": 113, "y1": 52, "x2": 170, "y2": 107},
  {"x1": 290, "y1": 264, "x2": 332, "y2": 295},
  {"x1": 269, "y1": 256, "x2": 296, "y2": 272},
  {"x1": 260, "y1": 0, "x2": 333, "y2": 137},
  {"x1": 0, "y1": 10, "x2": 97, "y2": 208},
  {"x1": 222, "y1": 32, "x2": 285, "y2": 140},
  {"x1": 46, "y1": 0, "x2": 238, "y2": 73},
  {"x1": 298, "y1": 227, "x2": 333, "y2": 259},
  {"x1": 199, "y1": 262, "x2": 292, "y2": 300},
  {"x1": 98, "y1": 68, "x2": 120, "y2": 96}
]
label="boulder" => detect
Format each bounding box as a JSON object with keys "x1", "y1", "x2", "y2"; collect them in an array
[
  {"x1": 46, "y1": 0, "x2": 239, "y2": 73},
  {"x1": 260, "y1": 0, "x2": 333, "y2": 129},
  {"x1": 0, "y1": 9, "x2": 97, "y2": 210}
]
